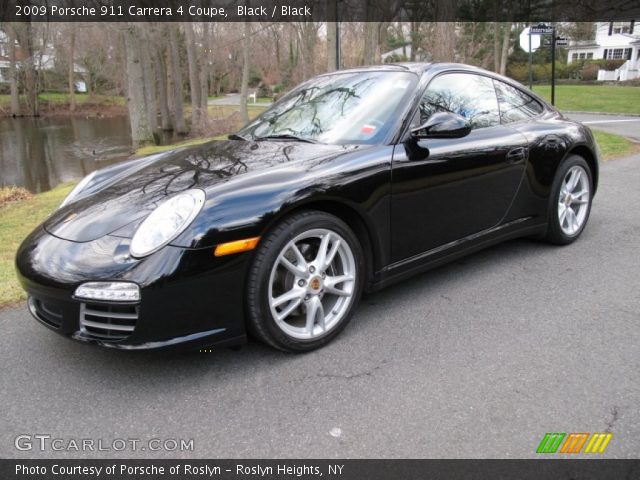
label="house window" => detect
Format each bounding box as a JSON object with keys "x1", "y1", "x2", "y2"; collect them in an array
[
  {"x1": 607, "y1": 48, "x2": 624, "y2": 59},
  {"x1": 587, "y1": 53, "x2": 593, "y2": 59},
  {"x1": 572, "y1": 53, "x2": 578, "y2": 61},
  {"x1": 579, "y1": 53, "x2": 586, "y2": 59}
]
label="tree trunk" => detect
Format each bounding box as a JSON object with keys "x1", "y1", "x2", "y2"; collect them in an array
[
  {"x1": 432, "y1": 22, "x2": 456, "y2": 62},
  {"x1": 168, "y1": 24, "x2": 187, "y2": 134},
  {"x1": 123, "y1": 25, "x2": 154, "y2": 148},
  {"x1": 240, "y1": 21, "x2": 251, "y2": 125},
  {"x1": 499, "y1": 23, "x2": 510, "y2": 76},
  {"x1": 326, "y1": 22, "x2": 337, "y2": 72},
  {"x1": 184, "y1": 22, "x2": 202, "y2": 130},
  {"x1": 493, "y1": 22, "x2": 500, "y2": 72},
  {"x1": 68, "y1": 24, "x2": 76, "y2": 112},
  {"x1": 410, "y1": 22, "x2": 419, "y2": 61},
  {"x1": 326, "y1": 1, "x2": 338, "y2": 72},
  {"x1": 16, "y1": 23, "x2": 39, "y2": 117},
  {"x1": 199, "y1": 23, "x2": 209, "y2": 121},
  {"x1": 7, "y1": 25, "x2": 20, "y2": 116},
  {"x1": 363, "y1": 22, "x2": 380, "y2": 64},
  {"x1": 155, "y1": 46, "x2": 172, "y2": 131},
  {"x1": 141, "y1": 36, "x2": 158, "y2": 134}
]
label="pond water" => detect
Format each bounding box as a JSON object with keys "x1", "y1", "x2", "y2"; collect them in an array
[
  {"x1": 0, "y1": 116, "x2": 133, "y2": 193},
  {"x1": 0, "y1": 116, "x2": 179, "y2": 194}
]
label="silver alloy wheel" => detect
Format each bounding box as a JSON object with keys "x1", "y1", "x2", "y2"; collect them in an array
[
  {"x1": 268, "y1": 228, "x2": 356, "y2": 340},
  {"x1": 558, "y1": 165, "x2": 590, "y2": 236}
]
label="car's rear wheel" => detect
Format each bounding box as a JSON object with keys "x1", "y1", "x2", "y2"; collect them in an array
[
  {"x1": 545, "y1": 155, "x2": 593, "y2": 245},
  {"x1": 247, "y1": 211, "x2": 364, "y2": 352}
]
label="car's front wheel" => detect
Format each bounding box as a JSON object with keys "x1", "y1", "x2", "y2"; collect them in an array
[
  {"x1": 247, "y1": 211, "x2": 364, "y2": 352},
  {"x1": 545, "y1": 154, "x2": 593, "y2": 245}
]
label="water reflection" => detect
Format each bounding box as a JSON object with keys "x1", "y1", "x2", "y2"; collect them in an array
[{"x1": 0, "y1": 116, "x2": 133, "y2": 193}]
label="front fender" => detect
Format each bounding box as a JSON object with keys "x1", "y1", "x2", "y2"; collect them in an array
[{"x1": 171, "y1": 145, "x2": 394, "y2": 262}]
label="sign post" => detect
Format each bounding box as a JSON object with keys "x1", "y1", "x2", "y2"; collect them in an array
[
  {"x1": 527, "y1": 23, "x2": 556, "y2": 105},
  {"x1": 520, "y1": 26, "x2": 540, "y2": 90}
]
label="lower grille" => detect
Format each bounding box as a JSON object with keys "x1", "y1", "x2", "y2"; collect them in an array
[
  {"x1": 79, "y1": 302, "x2": 139, "y2": 341},
  {"x1": 29, "y1": 297, "x2": 63, "y2": 328}
]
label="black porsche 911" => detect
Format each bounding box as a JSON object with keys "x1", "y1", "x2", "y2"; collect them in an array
[{"x1": 16, "y1": 63, "x2": 598, "y2": 352}]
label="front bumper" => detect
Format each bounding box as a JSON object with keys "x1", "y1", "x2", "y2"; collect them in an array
[{"x1": 16, "y1": 227, "x2": 250, "y2": 351}]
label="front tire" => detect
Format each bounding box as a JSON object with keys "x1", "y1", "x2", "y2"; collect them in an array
[
  {"x1": 545, "y1": 155, "x2": 593, "y2": 245},
  {"x1": 247, "y1": 211, "x2": 364, "y2": 352}
]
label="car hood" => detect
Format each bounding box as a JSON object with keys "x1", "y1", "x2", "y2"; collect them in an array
[{"x1": 44, "y1": 139, "x2": 357, "y2": 242}]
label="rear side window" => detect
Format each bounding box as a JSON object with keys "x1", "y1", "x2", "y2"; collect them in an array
[
  {"x1": 419, "y1": 73, "x2": 500, "y2": 129},
  {"x1": 494, "y1": 80, "x2": 544, "y2": 123}
]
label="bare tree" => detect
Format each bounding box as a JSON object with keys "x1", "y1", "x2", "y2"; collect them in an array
[
  {"x1": 7, "y1": 24, "x2": 20, "y2": 116},
  {"x1": 327, "y1": 21, "x2": 337, "y2": 71},
  {"x1": 499, "y1": 23, "x2": 511, "y2": 76},
  {"x1": 15, "y1": 23, "x2": 39, "y2": 116},
  {"x1": 155, "y1": 42, "x2": 172, "y2": 131},
  {"x1": 199, "y1": 23, "x2": 210, "y2": 122},
  {"x1": 140, "y1": 30, "x2": 158, "y2": 134},
  {"x1": 239, "y1": 21, "x2": 251, "y2": 125},
  {"x1": 123, "y1": 25, "x2": 154, "y2": 147},
  {"x1": 432, "y1": 22, "x2": 456, "y2": 62},
  {"x1": 167, "y1": 24, "x2": 187, "y2": 134},
  {"x1": 184, "y1": 22, "x2": 202, "y2": 129},
  {"x1": 68, "y1": 24, "x2": 76, "y2": 112}
]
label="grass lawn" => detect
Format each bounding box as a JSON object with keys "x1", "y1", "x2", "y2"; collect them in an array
[
  {"x1": 0, "y1": 93, "x2": 125, "y2": 107},
  {"x1": 0, "y1": 183, "x2": 74, "y2": 309},
  {"x1": 532, "y1": 85, "x2": 640, "y2": 115},
  {"x1": 592, "y1": 129, "x2": 640, "y2": 160}
]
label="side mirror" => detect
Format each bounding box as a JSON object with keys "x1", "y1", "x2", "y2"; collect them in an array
[{"x1": 410, "y1": 112, "x2": 471, "y2": 140}]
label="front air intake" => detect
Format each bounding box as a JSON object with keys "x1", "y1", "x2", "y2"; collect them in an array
[{"x1": 79, "y1": 302, "x2": 138, "y2": 340}]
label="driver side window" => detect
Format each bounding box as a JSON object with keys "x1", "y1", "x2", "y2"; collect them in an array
[{"x1": 415, "y1": 73, "x2": 500, "y2": 130}]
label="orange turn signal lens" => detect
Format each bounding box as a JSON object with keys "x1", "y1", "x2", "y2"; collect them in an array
[{"x1": 214, "y1": 237, "x2": 260, "y2": 257}]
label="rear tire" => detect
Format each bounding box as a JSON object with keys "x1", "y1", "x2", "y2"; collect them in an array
[
  {"x1": 246, "y1": 211, "x2": 364, "y2": 352},
  {"x1": 545, "y1": 155, "x2": 593, "y2": 245}
]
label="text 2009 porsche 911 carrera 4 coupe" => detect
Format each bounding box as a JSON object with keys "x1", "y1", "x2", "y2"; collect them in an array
[{"x1": 16, "y1": 63, "x2": 598, "y2": 352}]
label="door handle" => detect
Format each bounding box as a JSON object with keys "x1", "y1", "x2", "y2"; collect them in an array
[{"x1": 506, "y1": 147, "x2": 527, "y2": 163}]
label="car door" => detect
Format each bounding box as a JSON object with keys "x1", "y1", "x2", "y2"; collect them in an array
[{"x1": 390, "y1": 72, "x2": 529, "y2": 262}]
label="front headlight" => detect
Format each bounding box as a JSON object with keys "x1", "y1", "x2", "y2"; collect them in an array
[{"x1": 130, "y1": 189, "x2": 205, "y2": 258}]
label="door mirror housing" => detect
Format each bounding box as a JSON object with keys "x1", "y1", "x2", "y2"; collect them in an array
[{"x1": 410, "y1": 112, "x2": 472, "y2": 140}]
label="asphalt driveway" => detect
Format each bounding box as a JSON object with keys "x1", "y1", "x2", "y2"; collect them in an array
[{"x1": 1, "y1": 154, "x2": 639, "y2": 459}]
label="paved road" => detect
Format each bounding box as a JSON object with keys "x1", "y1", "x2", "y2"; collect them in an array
[
  {"x1": 2, "y1": 154, "x2": 639, "y2": 459},
  {"x1": 565, "y1": 113, "x2": 640, "y2": 142}
]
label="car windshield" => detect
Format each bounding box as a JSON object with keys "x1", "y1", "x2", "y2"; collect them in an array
[{"x1": 237, "y1": 71, "x2": 417, "y2": 145}]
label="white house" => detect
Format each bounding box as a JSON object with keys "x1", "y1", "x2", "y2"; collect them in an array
[{"x1": 567, "y1": 21, "x2": 640, "y2": 81}]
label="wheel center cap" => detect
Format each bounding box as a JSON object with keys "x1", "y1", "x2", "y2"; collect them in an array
[{"x1": 308, "y1": 276, "x2": 323, "y2": 293}]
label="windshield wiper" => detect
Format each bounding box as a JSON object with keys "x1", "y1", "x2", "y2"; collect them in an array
[
  {"x1": 228, "y1": 133, "x2": 251, "y2": 141},
  {"x1": 255, "y1": 134, "x2": 319, "y2": 144}
]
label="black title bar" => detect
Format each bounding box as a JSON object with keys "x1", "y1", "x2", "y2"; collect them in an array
[
  {"x1": 2, "y1": 459, "x2": 640, "y2": 480},
  {"x1": 1, "y1": 0, "x2": 640, "y2": 22}
]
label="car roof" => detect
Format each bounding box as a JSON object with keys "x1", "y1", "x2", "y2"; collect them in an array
[{"x1": 317, "y1": 63, "x2": 551, "y2": 108}]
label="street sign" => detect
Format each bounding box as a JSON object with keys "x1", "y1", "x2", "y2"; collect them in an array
[
  {"x1": 519, "y1": 27, "x2": 540, "y2": 53},
  {"x1": 530, "y1": 24, "x2": 553, "y2": 35},
  {"x1": 555, "y1": 37, "x2": 568, "y2": 46}
]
